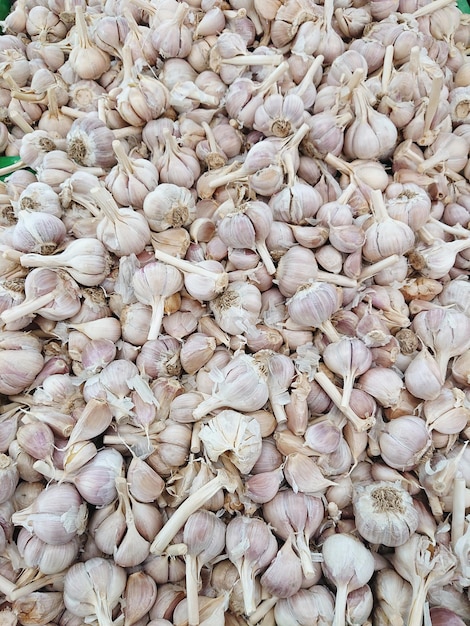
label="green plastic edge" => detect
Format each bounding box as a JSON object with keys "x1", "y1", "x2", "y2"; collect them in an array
[{"x1": 458, "y1": 0, "x2": 470, "y2": 13}]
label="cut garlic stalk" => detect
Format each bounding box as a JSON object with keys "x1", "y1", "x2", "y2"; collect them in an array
[
  {"x1": 314, "y1": 367, "x2": 373, "y2": 432},
  {"x1": 150, "y1": 469, "x2": 237, "y2": 556}
]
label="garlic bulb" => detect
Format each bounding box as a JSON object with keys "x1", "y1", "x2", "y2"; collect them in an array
[
  {"x1": 353, "y1": 481, "x2": 419, "y2": 546},
  {"x1": 321, "y1": 533, "x2": 375, "y2": 626},
  {"x1": 225, "y1": 515, "x2": 278, "y2": 616},
  {"x1": 12, "y1": 483, "x2": 87, "y2": 545},
  {"x1": 92, "y1": 185, "x2": 152, "y2": 257},
  {"x1": 63, "y1": 557, "x2": 127, "y2": 624}
]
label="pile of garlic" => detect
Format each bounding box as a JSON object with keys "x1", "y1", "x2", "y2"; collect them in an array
[{"x1": 0, "y1": 0, "x2": 470, "y2": 624}]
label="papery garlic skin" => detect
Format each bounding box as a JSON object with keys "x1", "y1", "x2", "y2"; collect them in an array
[
  {"x1": 198, "y1": 409, "x2": 262, "y2": 474},
  {"x1": 353, "y1": 481, "x2": 419, "y2": 547}
]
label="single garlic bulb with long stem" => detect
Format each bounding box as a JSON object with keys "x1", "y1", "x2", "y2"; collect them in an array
[
  {"x1": 105, "y1": 140, "x2": 159, "y2": 210},
  {"x1": 286, "y1": 281, "x2": 342, "y2": 342},
  {"x1": 68, "y1": 7, "x2": 111, "y2": 80},
  {"x1": 18, "y1": 237, "x2": 112, "y2": 287},
  {"x1": 363, "y1": 189, "x2": 416, "y2": 262},
  {"x1": 183, "y1": 510, "x2": 226, "y2": 626},
  {"x1": 132, "y1": 261, "x2": 184, "y2": 341},
  {"x1": 153, "y1": 247, "x2": 228, "y2": 301},
  {"x1": 321, "y1": 533, "x2": 375, "y2": 626},
  {"x1": 193, "y1": 353, "x2": 269, "y2": 420},
  {"x1": 225, "y1": 515, "x2": 278, "y2": 617},
  {"x1": 0, "y1": 268, "x2": 81, "y2": 327},
  {"x1": 91, "y1": 185, "x2": 152, "y2": 257},
  {"x1": 216, "y1": 199, "x2": 276, "y2": 275},
  {"x1": 322, "y1": 337, "x2": 372, "y2": 410}
]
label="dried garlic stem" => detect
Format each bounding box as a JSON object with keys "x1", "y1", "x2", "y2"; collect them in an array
[
  {"x1": 314, "y1": 369, "x2": 372, "y2": 431},
  {"x1": 337, "y1": 182, "x2": 356, "y2": 205},
  {"x1": 0, "y1": 160, "x2": 28, "y2": 177},
  {"x1": 0, "y1": 574, "x2": 16, "y2": 601},
  {"x1": 293, "y1": 55, "x2": 324, "y2": 100},
  {"x1": 381, "y1": 45, "x2": 394, "y2": 94},
  {"x1": 428, "y1": 217, "x2": 470, "y2": 239},
  {"x1": 408, "y1": 582, "x2": 429, "y2": 626},
  {"x1": 423, "y1": 75, "x2": 442, "y2": 136},
  {"x1": 10, "y1": 88, "x2": 46, "y2": 103},
  {"x1": 186, "y1": 553, "x2": 200, "y2": 626},
  {"x1": 150, "y1": 470, "x2": 237, "y2": 555},
  {"x1": 9, "y1": 110, "x2": 34, "y2": 134},
  {"x1": 0, "y1": 289, "x2": 56, "y2": 325},
  {"x1": 369, "y1": 189, "x2": 388, "y2": 222},
  {"x1": 359, "y1": 255, "x2": 400, "y2": 282},
  {"x1": 317, "y1": 271, "x2": 357, "y2": 288},
  {"x1": 112, "y1": 139, "x2": 134, "y2": 175},
  {"x1": 112, "y1": 126, "x2": 143, "y2": 139},
  {"x1": 412, "y1": 0, "x2": 455, "y2": 18},
  {"x1": 223, "y1": 54, "x2": 284, "y2": 66},
  {"x1": 248, "y1": 596, "x2": 278, "y2": 625},
  {"x1": 319, "y1": 319, "x2": 342, "y2": 343},
  {"x1": 33, "y1": 459, "x2": 66, "y2": 481},
  {"x1": 9, "y1": 573, "x2": 62, "y2": 602},
  {"x1": 451, "y1": 475, "x2": 466, "y2": 549},
  {"x1": 61, "y1": 106, "x2": 87, "y2": 119}
]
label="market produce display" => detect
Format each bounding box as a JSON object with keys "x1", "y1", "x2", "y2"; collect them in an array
[{"x1": 0, "y1": 0, "x2": 469, "y2": 624}]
